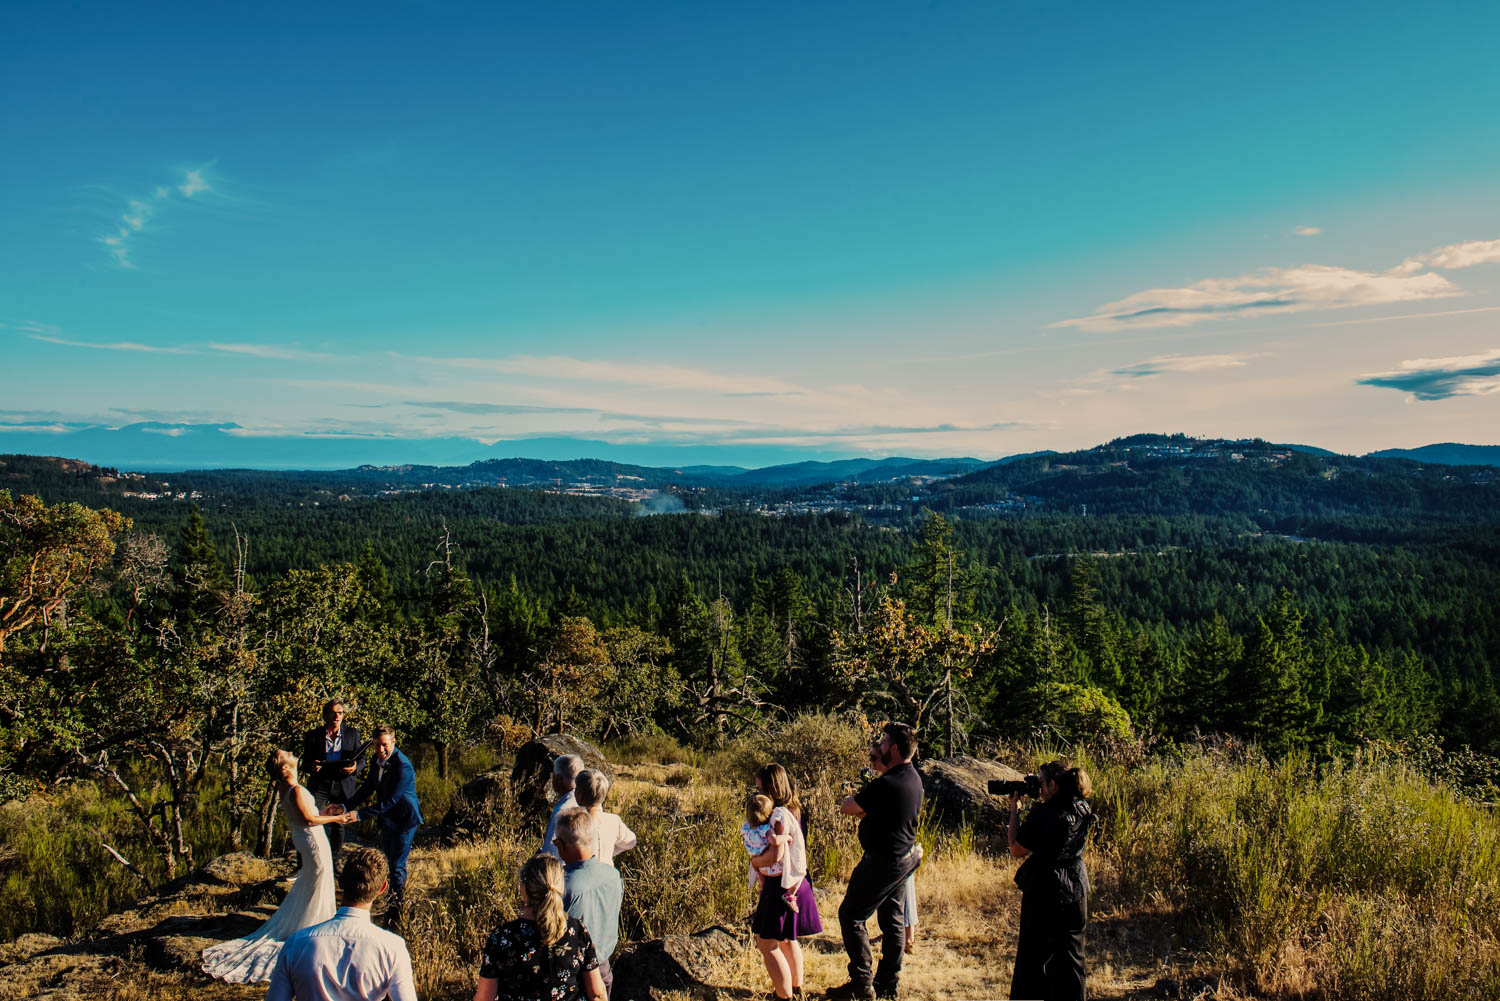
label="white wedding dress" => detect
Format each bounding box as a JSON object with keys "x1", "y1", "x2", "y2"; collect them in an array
[{"x1": 201, "y1": 784, "x2": 337, "y2": 983}]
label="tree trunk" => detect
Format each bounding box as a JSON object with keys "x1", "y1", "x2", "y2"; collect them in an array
[
  {"x1": 257, "y1": 783, "x2": 279, "y2": 858},
  {"x1": 945, "y1": 670, "x2": 955, "y2": 757},
  {"x1": 437, "y1": 741, "x2": 450, "y2": 780}
]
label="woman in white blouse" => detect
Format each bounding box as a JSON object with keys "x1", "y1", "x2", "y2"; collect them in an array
[{"x1": 573, "y1": 769, "x2": 637, "y2": 865}]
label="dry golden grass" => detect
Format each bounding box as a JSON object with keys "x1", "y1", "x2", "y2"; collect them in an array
[{"x1": 49, "y1": 725, "x2": 1500, "y2": 1000}]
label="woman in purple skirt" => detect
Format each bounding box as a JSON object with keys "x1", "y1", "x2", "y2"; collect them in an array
[{"x1": 751, "y1": 763, "x2": 823, "y2": 1000}]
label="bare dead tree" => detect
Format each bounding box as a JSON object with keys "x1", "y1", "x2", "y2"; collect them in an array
[{"x1": 117, "y1": 531, "x2": 169, "y2": 630}]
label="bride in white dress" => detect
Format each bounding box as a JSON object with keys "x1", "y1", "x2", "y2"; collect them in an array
[{"x1": 202, "y1": 748, "x2": 351, "y2": 983}]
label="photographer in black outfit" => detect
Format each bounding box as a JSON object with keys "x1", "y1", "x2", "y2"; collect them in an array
[
  {"x1": 829, "y1": 722, "x2": 924, "y2": 1001},
  {"x1": 1006, "y1": 759, "x2": 1094, "y2": 1001}
]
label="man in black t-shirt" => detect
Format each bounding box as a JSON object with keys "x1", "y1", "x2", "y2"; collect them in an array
[{"x1": 829, "y1": 722, "x2": 924, "y2": 1000}]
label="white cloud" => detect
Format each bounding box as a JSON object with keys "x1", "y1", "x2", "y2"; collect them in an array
[
  {"x1": 99, "y1": 166, "x2": 213, "y2": 268},
  {"x1": 20, "y1": 328, "x2": 339, "y2": 362},
  {"x1": 122, "y1": 199, "x2": 154, "y2": 231},
  {"x1": 1398, "y1": 239, "x2": 1500, "y2": 273},
  {"x1": 24, "y1": 333, "x2": 195, "y2": 355},
  {"x1": 404, "y1": 352, "x2": 807, "y2": 397},
  {"x1": 208, "y1": 342, "x2": 335, "y2": 361},
  {"x1": 178, "y1": 169, "x2": 210, "y2": 197},
  {"x1": 1055, "y1": 263, "x2": 1463, "y2": 332},
  {"x1": 1111, "y1": 353, "x2": 1257, "y2": 378},
  {"x1": 1295, "y1": 226, "x2": 1322, "y2": 236}
]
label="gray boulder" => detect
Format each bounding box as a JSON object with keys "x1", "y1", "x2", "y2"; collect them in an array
[
  {"x1": 196, "y1": 851, "x2": 281, "y2": 886},
  {"x1": 917, "y1": 754, "x2": 1025, "y2": 835},
  {"x1": 509, "y1": 734, "x2": 611, "y2": 816},
  {"x1": 612, "y1": 925, "x2": 745, "y2": 1001}
]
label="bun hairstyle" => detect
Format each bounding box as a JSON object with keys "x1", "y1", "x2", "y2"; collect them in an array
[
  {"x1": 756, "y1": 763, "x2": 802, "y2": 821},
  {"x1": 520, "y1": 854, "x2": 569, "y2": 949},
  {"x1": 266, "y1": 749, "x2": 297, "y2": 784},
  {"x1": 1040, "y1": 759, "x2": 1093, "y2": 801},
  {"x1": 574, "y1": 768, "x2": 611, "y2": 809}
]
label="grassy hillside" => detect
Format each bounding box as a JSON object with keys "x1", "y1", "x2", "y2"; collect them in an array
[{"x1": 5, "y1": 717, "x2": 1499, "y2": 999}]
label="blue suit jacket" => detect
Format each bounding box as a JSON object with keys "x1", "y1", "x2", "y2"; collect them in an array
[{"x1": 348, "y1": 748, "x2": 423, "y2": 833}]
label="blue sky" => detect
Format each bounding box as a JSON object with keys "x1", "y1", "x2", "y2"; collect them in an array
[{"x1": 3, "y1": 0, "x2": 1499, "y2": 467}]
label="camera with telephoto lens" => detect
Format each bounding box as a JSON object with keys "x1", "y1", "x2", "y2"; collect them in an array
[{"x1": 988, "y1": 774, "x2": 1042, "y2": 798}]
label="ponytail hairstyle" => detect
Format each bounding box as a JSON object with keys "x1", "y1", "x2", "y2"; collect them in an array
[
  {"x1": 756, "y1": 763, "x2": 802, "y2": 822},
  {"x1": 520, "y1": 854, "x2": 568, "y2": 949},
  {"x1": 1040, "y1": 759, "x2": 1093, "y2": 801},
  {"x1": 266, "y1": 749, "x2": 297, "y2": 786}
]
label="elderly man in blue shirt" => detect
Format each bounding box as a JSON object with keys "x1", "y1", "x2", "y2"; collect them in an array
[
  {"x1": 541, "y1": 753, "x2": 585, "y2": 858},
  {"x1": 553, "y1": 807, "x2": 623, "y2": 998}
]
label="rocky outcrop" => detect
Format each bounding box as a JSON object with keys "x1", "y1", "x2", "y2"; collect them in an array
[
  {"x1": 509, "y1": 734, "x2": 611, "y2": 816},
  {"x1": 0, "y1": 851, "x2": 292, "y2": 1000},
  {"x1": 917, "y1": 754, "x2": 1026, "y2": 835},
  {"x1": 611, "y1": 925, "x2": 746, "y2": 1001},
  {"x1": 443, "y1": 733, "x2": 613, "y2": 831}
]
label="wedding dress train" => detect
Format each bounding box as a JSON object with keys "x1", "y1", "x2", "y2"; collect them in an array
[{"x1": 201, "y1": 785, "x2": 336, "y2": 983}]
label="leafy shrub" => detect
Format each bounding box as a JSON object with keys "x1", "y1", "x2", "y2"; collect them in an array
[
  {"x1": 1091, "y1": 741, "x2": 1500, "y2": 998},
  {"x1": 607, "y1": 732, "x2": 696, "y2": 766},
  {"x1": 1014, "y1": 683, "x2": 1134, "y2": 744}
]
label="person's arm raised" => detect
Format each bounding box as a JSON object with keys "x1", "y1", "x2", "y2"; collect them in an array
[
  {"x1": 840, "y1": 795, "x2": 867, "y2": 818},
  {"x1": 1007, "y1": 792, "x2": 1030, "y2": 859}
]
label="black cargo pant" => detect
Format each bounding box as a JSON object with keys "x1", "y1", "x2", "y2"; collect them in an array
[
  {"x1": 1010, "y1": 887, "x2": 1087, "y2": 1000},
  {"x1": 839, "y1": 850, "x2": 920, "y2": 991}
]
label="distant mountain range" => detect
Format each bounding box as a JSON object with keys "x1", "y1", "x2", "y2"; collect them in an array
[
  {"x1": 0, "y1": 422, "x2": 950, "y2": 472},
  {"x1": 1366, "y1": 443, "x2": 1500, "y2": 466},
  {"x1": 2, "y1": 429, "x2": 1497, "y2": 510}
]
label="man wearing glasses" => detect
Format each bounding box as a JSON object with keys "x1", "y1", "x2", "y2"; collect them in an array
[
  {"x1": 830, "y1": 722, "x2": 924, "y2": 1000},
  {"x1": 300, "y1": 700, "x2": 364, "y2": 864}
]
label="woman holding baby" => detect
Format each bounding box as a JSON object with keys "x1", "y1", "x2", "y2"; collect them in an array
[{"x1": 745, "y1": 762, "x2": 823, "y2": 1000}]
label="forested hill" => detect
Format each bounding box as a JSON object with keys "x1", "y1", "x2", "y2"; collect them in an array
[
  {"x1": 836, "y1": 433, "x2": 1500, "y2": 530},
  {"x1": 6, "y1": 434, "x2": 1497, "y2": 522},
  {"x1": 0, "y1": 451, "x2": 991, "y2": 503},
  {"x1": 5, "y1": 436, "x2": 1500, "y2": 792},
  {"x1": 1367, "y1": 443, "x2": 1500, "y2": 467}
]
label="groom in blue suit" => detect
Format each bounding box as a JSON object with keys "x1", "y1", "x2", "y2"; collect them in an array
[{"x1": 346, "y1": 725, "x2": 423, "y2": 927}]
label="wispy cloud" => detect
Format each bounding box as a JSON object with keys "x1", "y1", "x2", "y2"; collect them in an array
[
  {"x1": 1054, "y1": 265, "x2": 1460, "y2": 332},
  {"x1": 207, "y1": 342, "x2": 335, "y2": 361},
  {"x1": 1398, "y1": 239, "x2": 1500, "y2": 273},
  {"x1": 178, "y1": 169, "x2": 210, "y2": 198},
  {"x1": 99, "y1": 165, "x2": 213, "y2": 268},
  {"x1": 1357, "y1": 349, "x2": 1500, "y2": 401},
  {"x1": 20, "y1": 327, "x2": 337, "y2": 362},
  {"x1": 402, "y1": 353, "x2": 805, "y2": 397},
  {"x1": 0, "y1": 422, "x2": 73, "y2": 434},
  {"x1": 1053, "y1": 233, "x2": 1500, "y2": 332},
  {"x1": 1111, "y1": 353, "x2": 1257, "y2": 378},
  {"x1": 405, "y1": 400, "x2": 601, "y2": 416},
  {"x1": 24, "y1": 332, "x2": 196, "y2": 355}
]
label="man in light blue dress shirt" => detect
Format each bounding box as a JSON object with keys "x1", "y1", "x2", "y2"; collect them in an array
[
  {"x1": 555, "y1": 808, "x2": 623, "y2": 998},
  {"x1": 268, "y1": 848, "x2": 415, "y2": 1001}
]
